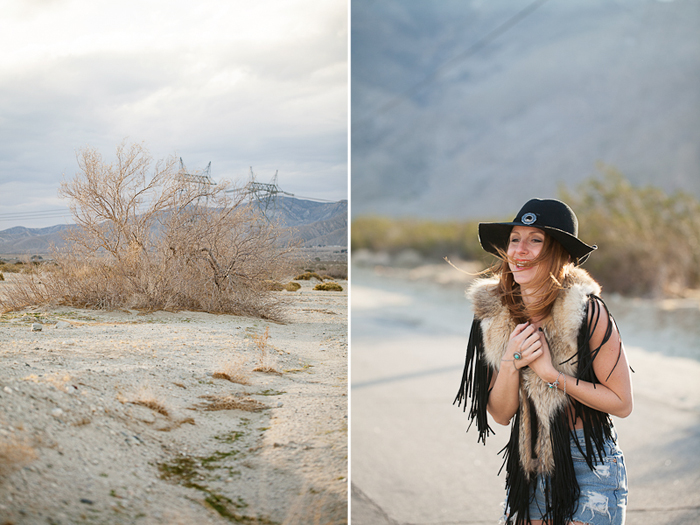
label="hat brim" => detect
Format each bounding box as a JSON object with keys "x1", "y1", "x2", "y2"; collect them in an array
[{"x1": 478, "y1": 222, "x2": 596, "y2": 266}]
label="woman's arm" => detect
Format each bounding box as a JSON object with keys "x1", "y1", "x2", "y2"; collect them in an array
[
  {"x1": 487, "y1": 322, "x2": 543, "y2": 425},
  {"x1": 529, "y1": 300, "x2": 634, "y2": 418}
]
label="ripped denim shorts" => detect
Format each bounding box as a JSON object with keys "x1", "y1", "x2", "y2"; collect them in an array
[{"x1": 528, "y1": 428, "x2": 628, "y2": 524}]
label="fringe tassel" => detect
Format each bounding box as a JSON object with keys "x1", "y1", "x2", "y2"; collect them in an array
[
  {"x1": 573, "y1": 295, "x2": 616, "y2": 466},
  {"x1": 541, "y1": 411, "x2": 580, "y2": 525},
  {"x1": 500, "y1": 409, "x2": 532, "y2": 525},
  {"x1": 454, "y1": 317, "x2": 494, "y2": 443},
  {"x1": 502, "y1": 409, "x2": 581, "y2": 525}
]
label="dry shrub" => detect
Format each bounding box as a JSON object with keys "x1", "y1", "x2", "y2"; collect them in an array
[
  {"x1": 265, "y1": 281, "x2": 285, "y2": 291},
  {"x1": 320, "y1": 265, "x2": 348, "y2": 280},
  {"x1": 251, "y1": 327, "x2": 280, "y2": 374},
  {"x1": 0, "y1": 141, "x2": 294, "y2": 318},
  {"x1": 313, "y1": 282, "x2": 343, "y2": 292},
  {"x1": 194, "y1": 394, "x2": 267, "y2": 412},
  {"x1": 284, "y1": 281, "x2": 301, "y2": 292},
  {"x1": 212, "y1": 356, "x2": 251, "y2": 385},
  {"x1": 294, "y1": 272, "x2": 324, "y2": 281},
  {"x1": 0, "y1": 439, "x2": 37, "y2": 478},
  {"x1": 351, "y1": 215, "x2": 483, "y2": 262},
  {"x1": 561, "y1": 166, "x2": 700, "y2": 297},
  {"x1": 251, "y1": 326, "x2": 270, "y2": 352},
  {"x1": 0, "y1": 262, "x2": 30, "y2": 274}
]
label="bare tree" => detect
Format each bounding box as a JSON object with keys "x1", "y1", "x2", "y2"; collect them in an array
[{"x1": 4, "y1": 141, "x2": 294, "y2": 318}]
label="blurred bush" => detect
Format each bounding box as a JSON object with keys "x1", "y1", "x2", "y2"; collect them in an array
[
  {"x1": 352, "y1": 167, "x2": 700, "y2": 297},
  {"x1": 560, "y1": 165, "x2": 700, "y2": 297},
  {"x1": 351, "y1": 217, "x2": 484, "y2": 262}
]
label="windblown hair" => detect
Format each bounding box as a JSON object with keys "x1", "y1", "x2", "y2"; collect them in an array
[{"x1": 494, "y1": 231, "x2": 574, "y2": 323}]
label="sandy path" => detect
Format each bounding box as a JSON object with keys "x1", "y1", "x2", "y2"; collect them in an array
[
  {"x1": 0, "y1": 279, "x2": 348, "y2": 525},
  {"x1": 351, "y1": 264, "x2": 700, "y2": 525}
]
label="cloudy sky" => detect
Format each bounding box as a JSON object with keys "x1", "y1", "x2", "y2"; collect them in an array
[{"x1": 0, "y1": 0, "x2": 348, "y2": 229}]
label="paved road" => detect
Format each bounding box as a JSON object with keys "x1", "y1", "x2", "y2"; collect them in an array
[{"x1": 351, "y1": 267, "x2": 700, "y2": 525}]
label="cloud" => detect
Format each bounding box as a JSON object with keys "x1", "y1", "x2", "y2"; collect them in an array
[{"x1": 0, "y1": 0, "x2": 348, "y2": 229}]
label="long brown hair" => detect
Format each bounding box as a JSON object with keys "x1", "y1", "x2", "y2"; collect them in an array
[{"x1": 495, "y1": 231, "x2": 574, "y2": 323}]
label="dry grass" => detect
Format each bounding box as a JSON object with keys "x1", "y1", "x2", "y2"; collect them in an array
[
  {"x1": 294, "y1": 272, "x2": 324, "y2": 281},
  {"x1": 284, "y1": 282, "x2": 301, "y2": 292},
  {"x1": 313, "y1": 282, "x2": 343, "y2": 292},
  {"x1": 319, "y1": 266, "x2": 347, "y2": 280},
  {"x1": 157, "y1": 417, "x2": 196, "y2": 432},
  {"x1": 212, "y1": 356, "x2": 251, "y2": 385},
  {"x1": 265, "y1": 281, "x2": 285, "y2": 291},
  {"x1": 251, "y1": 326, "x2": 270, "y2": 352},
  {"x1": 193, "y1": 394, "x2": 267, "y2": 412},
  {"x1": 22, "y1": 372, "x2": 73, "y2": 391},
  {"x1": 121, "y1": 387, "x2": 171, "y2": 417},
  {"x1": 251, "y1": 327, "x2": 280, "y2": 374},
  {"x1": 132, "y1": 399, "x2": 170, "y2": 417},
  {"x1": 0, "y1": 438, "x2": 37, "y2": 478}
]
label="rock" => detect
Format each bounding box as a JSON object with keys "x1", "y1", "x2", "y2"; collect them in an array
[
  {"x1": 3, "y1": 386, "x2": 12, "y2": 394},
  {"x1": 54, "y1": 321, "x2": 72, "y2": 329},
  {"x1": 32, "y1": 323, "x2": 42, "y2": 332},
  {"x1": 51, "y1": 408, "x2": 64, "y2": 418}
]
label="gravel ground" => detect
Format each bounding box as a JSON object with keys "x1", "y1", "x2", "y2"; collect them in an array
[{"x1": 0, "y1": 279, "x2": 348, "y2": 525}]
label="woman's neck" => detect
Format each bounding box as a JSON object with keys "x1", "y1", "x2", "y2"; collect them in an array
[
  {"x1": 520, "y1": 286, "x2": 539, "y2": 306},
  {"x1": 520, "y1": 287, "x2": 546, "y2": 324}
]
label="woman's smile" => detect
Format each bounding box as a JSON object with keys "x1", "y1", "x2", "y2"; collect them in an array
[{"x1": 507, "y1": 226, "x2": 544, "y2": 285}]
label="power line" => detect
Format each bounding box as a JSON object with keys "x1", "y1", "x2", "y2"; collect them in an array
[
  {"x1": 353, "y1": 0, "x2": 552, "y2": 128},
  {"x1": 0, "y1": 209, "x2": 72, "y2": 223}
]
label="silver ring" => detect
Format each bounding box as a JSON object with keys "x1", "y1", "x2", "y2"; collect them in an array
[{"x1": 513, "y1": 352, "x2": 522, "y2": 360}]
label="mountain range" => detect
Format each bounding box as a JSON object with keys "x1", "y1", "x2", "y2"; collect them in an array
[
  {"x1": 0, "y1": 197, "x2": 347, "y2": 255},
  {"x1": 351, "y1": 0, "x2": 700, "y2": 220}
]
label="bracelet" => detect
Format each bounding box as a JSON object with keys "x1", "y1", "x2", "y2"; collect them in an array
[
  {"x1": 548, "y1": 372, "x2": 566, "y2": 393},
  {"x1": 501, "y1": 358, "x2": 520, "y2": 371},
  {"x1": 547, "y1": 372, "x2": 566, "y2": 395}
]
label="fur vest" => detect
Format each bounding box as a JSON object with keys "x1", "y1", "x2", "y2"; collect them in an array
[{"x1": 454, "y1": 267, "x2": 619, "y2": 525}]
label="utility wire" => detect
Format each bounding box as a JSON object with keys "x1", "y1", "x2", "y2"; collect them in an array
[
  {"x1": 0, "y1": 209, "x2": 72, "y2": 223},
  {"x1": 0, "y1": 194, "x2": 342, "y2": 226},
  {"x1": 353, "y1": 0, "x2": 552, "y2": 128}
]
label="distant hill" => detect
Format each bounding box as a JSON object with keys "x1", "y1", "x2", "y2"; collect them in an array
[
  {"x1": 0, "y1": 197, "x2": 347, "y2": 255},
  {"x1": 272, "y1": 197, "x2": 348, "y2": 247},
  {"x1": 0, "y1": 224, "x2": 74, "y2": 255},
  {"x1": 351, "y1": 0, "x2": 700, "y2": 220}
]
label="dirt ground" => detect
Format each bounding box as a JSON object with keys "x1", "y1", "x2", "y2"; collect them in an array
[{"x1": 0, "y1": 278, "x2": 348, "y2": 525}]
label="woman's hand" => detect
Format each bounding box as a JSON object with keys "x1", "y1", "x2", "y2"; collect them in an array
[
  {"x1": 506, "y1": 322, "x2": 543, "y2": 370},
  {"x1": 527, "y1": 329, "x2": 558, "y2": 382}
]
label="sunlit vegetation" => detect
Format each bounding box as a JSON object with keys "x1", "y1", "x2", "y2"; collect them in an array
[{"x1": 352, "y1": 168, "x2": 700, "y2": 297}]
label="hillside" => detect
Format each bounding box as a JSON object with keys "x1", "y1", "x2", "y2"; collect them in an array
[
  {"x1": 351, "y1": 0, "x2": 700, "y2": 220},
  {"x1": 0, "y1": 197, "x2": 347, "y2": 255}
]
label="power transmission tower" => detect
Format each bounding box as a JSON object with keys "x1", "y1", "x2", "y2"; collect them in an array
[
  {"x1": 229, "y1": 167, "x2": 294, "y2": 219},
  {"x1": 178, "y1": 158, "x2": 216, "y2": 206}
]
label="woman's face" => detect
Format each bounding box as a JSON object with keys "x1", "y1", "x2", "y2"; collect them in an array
[{"x1": 507, "y1": 226, "x2": 545, "y2": 287}]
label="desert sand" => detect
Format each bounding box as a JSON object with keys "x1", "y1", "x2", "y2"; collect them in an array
[{"x1": 0, "y1": 277, "x2": 348, "y2": 525}]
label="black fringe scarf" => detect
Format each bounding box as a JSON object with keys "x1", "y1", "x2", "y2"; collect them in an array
[{"x1": 454, "y1": 281, "x2": 622, "y2": 525}]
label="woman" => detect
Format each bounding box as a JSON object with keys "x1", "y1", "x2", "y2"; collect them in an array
[{"x1": 454, "y1": 198, "x2": 633, "y2": 525}]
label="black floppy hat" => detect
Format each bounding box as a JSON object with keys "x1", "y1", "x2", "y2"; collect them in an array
[{"x1": 478, "y1": 198, "x2": 597, "y2": 265}]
